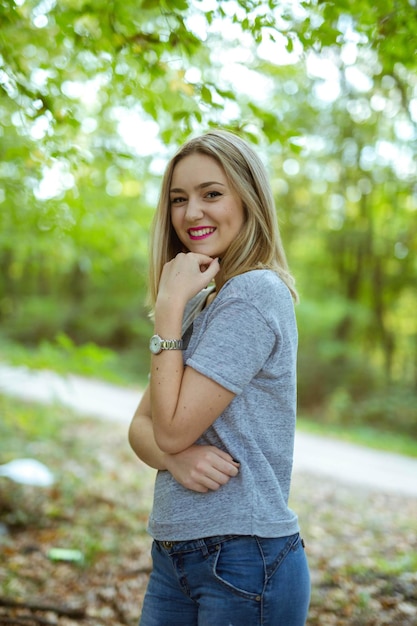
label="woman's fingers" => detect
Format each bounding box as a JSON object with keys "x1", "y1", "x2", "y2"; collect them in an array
[{"x1": 166, "y1": 445, "x2": 239, "y2": 493}]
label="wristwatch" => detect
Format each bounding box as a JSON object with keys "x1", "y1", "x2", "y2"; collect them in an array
[{"x1": 149, "y1": 334, "x2": 184, "y2": 355}]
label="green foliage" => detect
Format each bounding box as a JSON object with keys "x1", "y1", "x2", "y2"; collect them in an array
[
  {"x1": 324, "y1": 386, "x2": 417, "y2": 436},
  {"x1": 0, "y1": 391, "x2": 64, "y2": 446},
  {"x1": 296, "y1": 297, "x2": 376, "y2": 404},
  {"x1": 297, "y1": 417, "x2": 417, "y2": 458},
  {"x1": 0, "y1": 333, "x2": 149, "y2": 386},
  {"x1": 0, "y1": 0, "x2": 416, "y2": 435}
]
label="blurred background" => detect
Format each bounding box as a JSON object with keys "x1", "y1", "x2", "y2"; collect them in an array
[
  {"x1": 1, "y1": 0, "x2": 416, "y2": 439},
  {"x1": 1, "y1": 2, "x2": 417, "y2": 623}
]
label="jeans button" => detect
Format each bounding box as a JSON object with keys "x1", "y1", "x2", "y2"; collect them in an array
[{"x1": 163, "y1": 541, "x2": 173, "y2": 549}]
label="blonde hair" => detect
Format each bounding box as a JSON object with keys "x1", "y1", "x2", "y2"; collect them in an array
[{"x1": 148, "y1": 129, "x2": 298, "y2": 307}]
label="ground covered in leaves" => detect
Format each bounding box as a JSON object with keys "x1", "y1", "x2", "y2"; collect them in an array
[{"x1": 0, "y1": 396, "x2": 416, "y2": 625}]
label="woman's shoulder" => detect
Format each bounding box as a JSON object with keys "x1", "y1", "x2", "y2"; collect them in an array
[
  {"x1": 223, "y1": 269, "x2": 291, "y2": 302},
  {"x1": 217, "y1": 270, "x2": 295, "y2": 329}
]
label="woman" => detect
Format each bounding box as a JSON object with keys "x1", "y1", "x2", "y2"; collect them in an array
[{"x1": 128, "y1": 129, "x2": 310, "y2": 625}]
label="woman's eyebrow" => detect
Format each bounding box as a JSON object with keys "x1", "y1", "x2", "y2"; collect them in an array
[{"x1": 170, "y1": 181, "x2": 226, "y2": 193}]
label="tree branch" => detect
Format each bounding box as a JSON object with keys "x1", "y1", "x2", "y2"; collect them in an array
[{"x1": 0, "y1": 598, "x2": 85, "y2": 619}]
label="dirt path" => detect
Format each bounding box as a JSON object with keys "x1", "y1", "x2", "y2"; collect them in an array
[{"x1": 1, "y1": 362, "x2": 416, "y2": 497}]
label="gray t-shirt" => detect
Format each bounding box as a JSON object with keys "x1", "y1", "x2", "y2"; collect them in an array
[{"x1": 147, "y1": 269, "x2": 299, "y2": 540}]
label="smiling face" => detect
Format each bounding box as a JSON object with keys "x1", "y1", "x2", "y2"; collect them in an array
[{"x1": 170, "y1": 153, "x2": 245, "y2": 259}]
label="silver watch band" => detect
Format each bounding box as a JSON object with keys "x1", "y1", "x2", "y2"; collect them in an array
[{"x1": 160, "y1": 339, "x2": 183, "y2": 350}]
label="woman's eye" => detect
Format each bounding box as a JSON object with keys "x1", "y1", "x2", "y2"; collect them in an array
[
  {"x1": 171, "y1": 196, "x2": 186, "y2": 204},
  {"x1": 206, "y1": 191, "x2": 221, "y2": 199}
]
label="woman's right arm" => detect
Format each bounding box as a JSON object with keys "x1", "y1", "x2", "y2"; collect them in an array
[{"x1": 128, "y1": 385, "x2": 240, "y2": 493}]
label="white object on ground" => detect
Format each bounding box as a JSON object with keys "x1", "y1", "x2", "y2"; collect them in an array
[{"x1": 0, "y1": 458, "x2": 55, "y2": 487}]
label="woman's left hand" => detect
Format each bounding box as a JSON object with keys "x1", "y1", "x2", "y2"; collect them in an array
[{"x1": 164, "y1": 444, "x2": 240, "y2": 493}]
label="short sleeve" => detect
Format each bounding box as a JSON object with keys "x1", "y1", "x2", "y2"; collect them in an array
[{"x1": 186, "y1": 297, "x2": 276, "y2": 394}]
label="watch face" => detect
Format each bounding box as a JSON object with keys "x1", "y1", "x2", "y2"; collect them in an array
[{"x1": 149, "y1": 335, "x2": 162, "y2": 354}]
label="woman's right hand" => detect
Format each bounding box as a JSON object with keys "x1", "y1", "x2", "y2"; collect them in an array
[
  {"x1": 156, "y1": 252, "x2": 220, "y2": 312},
  {"x1": 164, "y1": 445, "x2": 240, "y2": 493}
]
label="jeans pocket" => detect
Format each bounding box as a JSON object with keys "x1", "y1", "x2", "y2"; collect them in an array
[
  {"x1": 257, "y1": 533, "x2": 301, "y2": 580},
  {"x1": 212, "y1": 536, "x2": 265, "y2": 600}
]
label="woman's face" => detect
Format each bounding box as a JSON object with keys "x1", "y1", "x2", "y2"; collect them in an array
[{"x1": 169, "y1": 153, "x2": 245, "y2": 259}]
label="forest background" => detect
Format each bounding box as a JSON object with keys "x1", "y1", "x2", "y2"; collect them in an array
[{"x1": 1, "y1": 0, "x2": 416, "y2": 439}]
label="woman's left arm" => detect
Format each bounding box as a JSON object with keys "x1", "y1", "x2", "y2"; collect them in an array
[{"x1": 151, "y1": 252, "x2": 235, "y2": 454}]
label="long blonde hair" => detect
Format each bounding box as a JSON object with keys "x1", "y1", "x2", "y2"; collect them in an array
[{"x1": 148, "y1": 129, "x2": 298, "y2": 307}]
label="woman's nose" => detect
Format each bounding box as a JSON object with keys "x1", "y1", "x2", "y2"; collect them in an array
[{"x1": 185, "y1": 197, "x2": 204, "y2": 221}]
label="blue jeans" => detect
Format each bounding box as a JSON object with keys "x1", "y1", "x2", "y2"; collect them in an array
[{"x1": 139, "y1": 533, "x2": 310, "y2": 625}]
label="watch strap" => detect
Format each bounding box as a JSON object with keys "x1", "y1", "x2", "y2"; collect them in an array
[{"x1": 160, "y1": 338, "x2": 183, "y2": 350}]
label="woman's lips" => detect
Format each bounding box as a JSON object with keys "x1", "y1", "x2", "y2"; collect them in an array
[{"x1": 188, "y1": 227, "x2": 216, "y2": 241}]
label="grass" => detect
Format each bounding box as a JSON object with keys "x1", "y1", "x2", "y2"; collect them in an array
[
  {"x1": 0, "y1": 333, "x2": 150, "y2": 388},
  {"x1": 297, "y1": 416, "x2": 417, "y2": 458}
]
